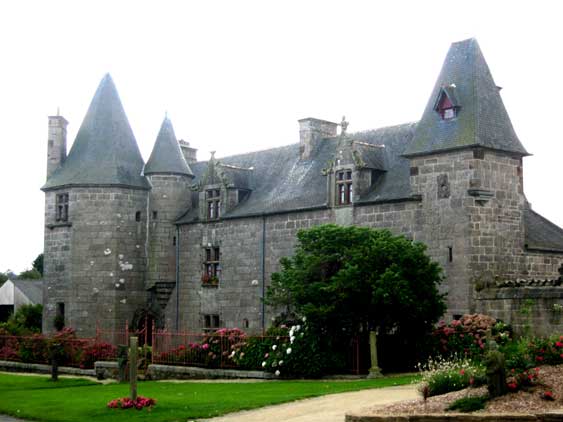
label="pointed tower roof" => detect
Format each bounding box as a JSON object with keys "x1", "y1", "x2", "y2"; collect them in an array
[
  {"x1": 404, "y1": 38, "x2": 528, "y2": 157},
  {"x1": 144, "y1": 117, "x2": 193, "y2": 176},
  {"x1": 42, "y1": 74, "x2": 150, "y2": 191}
]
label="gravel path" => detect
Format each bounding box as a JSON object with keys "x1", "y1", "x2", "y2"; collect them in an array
[{"x1": 201, "y1": 384, "x2": 418, "y2": 422}]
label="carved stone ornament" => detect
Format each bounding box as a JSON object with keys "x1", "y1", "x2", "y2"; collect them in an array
[{"x1": 437, "y1": 174, "x2": 450, "y2": 199}]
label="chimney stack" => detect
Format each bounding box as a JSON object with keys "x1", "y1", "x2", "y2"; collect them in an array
[
  {"x1": 179, "y1": 139, "x2": 197, "y2": 164},
  {"x1": 46, "y1": 115, "x2": 68, "y2": 180},
  {"x1": 298, "y1": 118, "x2": 338, "y2": 160}
]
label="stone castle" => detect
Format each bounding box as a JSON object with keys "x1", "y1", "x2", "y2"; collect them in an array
[{"x1": 42, "y1": 38, "x2": 563, "y2": 337}]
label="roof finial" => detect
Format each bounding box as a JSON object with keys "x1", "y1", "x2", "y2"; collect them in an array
[
  {"x1": 340, "y1": 116, "x2": 349, "y2": 136},
  {"x1": 165, "y1": 110, "x2": 168, "y2": 119},
  {"x1": 57, "y1": 106, "x2": 60, "y2": 116},
  {"x1": 210, "y1": 151, "x2": 216, "y2": 159}
]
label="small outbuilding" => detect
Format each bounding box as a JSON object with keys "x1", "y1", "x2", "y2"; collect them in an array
[{"x1": 0, "y1": 279, "x2": 43, "y2": 322}]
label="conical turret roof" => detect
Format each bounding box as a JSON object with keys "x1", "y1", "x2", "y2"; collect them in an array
[
  {"x1": 404, "y1": 38, "x2": 528, "y2": 157},
  {"x1": 144, "y1": 117, "x2": 193, "y2": 176},
  {"x1": 42, "y1": 74, "x2": 150, "y2": 191}
]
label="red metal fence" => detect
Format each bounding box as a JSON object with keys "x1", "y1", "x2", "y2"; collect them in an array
[{"x1": 1, "y1": 322, "x2": 365, "y2": 373}]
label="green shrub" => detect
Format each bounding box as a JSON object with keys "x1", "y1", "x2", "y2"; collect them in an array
[
  {"x1": 501, "y1": 335, "x2": 563, "y2": 373},
  {"x1": 0, "y1": 304, "x2": 43, "y2": 335},
  {"x1": 418, "y1": 355, "x2": 485, "y2": 397},
  {"x1": 18, "y1": 334, "x2": 48, "y2": 363},
  {"x1": 447, "y1": 396, "x2": 488, "y2": 412}
]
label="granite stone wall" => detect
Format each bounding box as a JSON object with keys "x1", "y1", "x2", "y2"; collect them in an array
[
  {"x1": 43, "y1": 187, "x2": 149, "y2": 337},
  {"x1": 476, "y1": 286, "x2": 563, "y2": 336},
  {"x1": 146, "y1": 174, "x2": 191, "y2": 290}
]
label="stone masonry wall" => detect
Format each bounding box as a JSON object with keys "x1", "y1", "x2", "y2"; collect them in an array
[
  {"x1": 146, "y1": 174, "x2": 191, "y2": 290},
  {"x1": 476, "y1": 286, "x2": 563, "y2": 336},
  {"x1": 44, "y1": 187, "x2": 149, "y2": 337},
  {"x1": 409, "y1": 150, "x2": 474, "y2": 317},
  {"x1": 170, "y1": 209, "x2": 332, "y2": 333}
]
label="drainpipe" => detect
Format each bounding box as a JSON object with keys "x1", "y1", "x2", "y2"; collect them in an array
[
  {"x1": 175, "y1": 225, "x2": 180, "y2": 331},
  {"x1": 261, "y1": 215, "x2": 266, "y2": 333}
]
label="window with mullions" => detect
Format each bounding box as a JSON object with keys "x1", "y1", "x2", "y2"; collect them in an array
[
  {"x1": 204, "y1": 314, "x2": 220, "y2": 330},
  {"x1": 55, "y1": 193, "x2": 69, "y2": 222},
  {"x1": 206, "y1": 189, "x2": 221, "y2": 220},
  {"x1": 202, "y1": 247, "x2": 220, "y2": 285},
  {"x1": 336, "y1": 170, "x2": 353, "y2": 205}
]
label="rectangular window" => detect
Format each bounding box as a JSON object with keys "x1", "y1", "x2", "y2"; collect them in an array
[
  {"x1": 206, "y1": 189, "x2": 221, "y2": 220},
  {"x1": 55, "y1": 193, "x2": 69, "y2": 222},
  {"x1": 202, "y1": 247, "x2": 220, "y2": 285},
  {"x1": 336, "y1": 170, "x2": 353, "y2": 205},
  {"x1": 204, "y1": 314, "x2": 220, "y2": 330},
  {"x1": 443, "y1": 108, "x2": 455, "y2": 119}
]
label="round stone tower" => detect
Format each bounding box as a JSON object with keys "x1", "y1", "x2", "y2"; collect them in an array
[
  {"x1": 144, "y1": 117, "x2": 194, "y2": 321},
  {"x1": 41, "y1": 74, "x2": 151, "y2": 336}
]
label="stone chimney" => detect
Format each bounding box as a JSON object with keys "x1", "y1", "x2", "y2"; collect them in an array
[
  {"x1": 179, "y1": 139, "x2": 198, "y2": 164},
  {"x1": 46, "y1": 114, "x2": 68, "y2": 180},
  {"x1": 298, "y1": 118, "x2": 338, "y2": 160}
]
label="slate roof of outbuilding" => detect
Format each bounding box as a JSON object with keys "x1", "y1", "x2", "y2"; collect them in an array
[
  {"x1": 524, "y1": 208, "x2": 563, "y2": 252},
  {"x1": 42, "y1": 74, "x2": 150, "y2": 191},
  {"x1": 404, "y1": 38, "x2": 528, "y2": 157},
  {"x1": 12, "y1": 279, "x2": 43, "y2": 305},
  {"x1": 144, "y1": 118, "x2": 193, "y2": 177}
]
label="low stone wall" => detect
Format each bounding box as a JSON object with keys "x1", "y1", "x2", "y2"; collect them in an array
[
  {"x1": 476, "y1": 286, "x2": 563, "y2": 336},
  {"x1": 346, "y1": 412, "x2": 563, "y2": 422},
  {"x1": 0, "y1": 360, "x2": 95, "y2": 377},
  {"x1": 145, "y1": 364, "x2": 275, "y2": 380},
  {"x1": 94, "y1": 361, "x2": 119, "y2": 380}
]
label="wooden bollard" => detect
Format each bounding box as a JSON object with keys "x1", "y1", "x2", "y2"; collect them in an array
[{"x1": 129, "y1": 336, "x2": 138, "y2": 401}]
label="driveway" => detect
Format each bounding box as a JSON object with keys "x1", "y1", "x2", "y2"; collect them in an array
[{"x1": 201, "y1": 384, "x2": 418, "y2": 422}]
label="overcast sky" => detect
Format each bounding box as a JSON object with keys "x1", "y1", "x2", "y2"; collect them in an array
[{"x1": 0, "y1": 0, "x2": 561, "y2": 273}]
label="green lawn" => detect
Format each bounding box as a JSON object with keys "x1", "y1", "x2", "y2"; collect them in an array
[{"x1": 0, "y1": 373, "x2": 418, "y2": 421}]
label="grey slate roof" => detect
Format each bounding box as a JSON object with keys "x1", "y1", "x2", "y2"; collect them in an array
[
  {"x1": 176, "y1": 122, "x2": 418, "y2": 224},
  {"x1": 404, "y1": 38, "x2": 528, "y2": 157},
  {"x1": 524, "y1": 207, "x2": 563, "y2": 252},
  {"x1": 13, "y1": 279, "x2": 43, "y2": 305},
  {"x1": 144, "y1": 118, "x2": 193, "y2": 176},
  {"x1": 42, "y1": 74, "x2": 150, "y2": 191}
]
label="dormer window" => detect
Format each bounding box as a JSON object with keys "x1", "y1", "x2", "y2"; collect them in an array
[
  {"x1": 435, "y1": 86, "x2": 459, "y2": 120},
  {"x1": 336, "y1": 170, "x2": 353, "y2": 205},
  {"x1": 206, "y1": 189, "x2": 221, "y2": 220}
]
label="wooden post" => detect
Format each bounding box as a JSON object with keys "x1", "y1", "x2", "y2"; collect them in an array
[
  {"x1": 367, "y1": 330, "x2": 382, "y2": 378},
  {"x1": 129, "y1": 336, "x2": 138, "y2": 401}
]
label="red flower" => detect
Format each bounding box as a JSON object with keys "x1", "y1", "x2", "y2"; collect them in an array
[
  {"x1": 541, "y1": 391, "x2": 555, "y2": 401},
  {"x1": 535, "y1": 356, "x2": 544, "y2": 362},
  {"x1": 555, "y1": 341, "x2": 563, "y2": 348},
  {"x1": 459, "y1": 369, "x2": 465, "y2": 375}
]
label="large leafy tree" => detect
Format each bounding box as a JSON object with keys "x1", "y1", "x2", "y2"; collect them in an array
[
  {"x1": 266, "y1": 224, "x2": 446, "y2": 344},
  {"x1": 32, "y1": 253, "x2": 44, "y2": 276}
]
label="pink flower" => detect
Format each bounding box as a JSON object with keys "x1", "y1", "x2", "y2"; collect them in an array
[{"x1": 202, "y1": 343, "x2": 209, "y2": 350}]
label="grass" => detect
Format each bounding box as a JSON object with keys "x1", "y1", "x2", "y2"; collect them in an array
[
  {"x1": 446, "y1": 395, "x2": 488, "y2": 412},
  {"x1": 0, "y1": 373, "x2": 418, "y2": 422}
]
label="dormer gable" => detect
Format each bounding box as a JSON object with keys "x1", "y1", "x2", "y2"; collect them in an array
[
  {"x1": 434, "y1": 85, "x2": 460, "y2": 120},
  {"x1": 324, "y1": 125, "x2": 387, "y2": 206},
  {"x1": 196, "y1": 153, "x2": 254, "y2": 220}
]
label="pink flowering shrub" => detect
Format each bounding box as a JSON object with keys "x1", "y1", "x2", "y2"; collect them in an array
[
  {"x1": 107, "y1": 396, "x2": 156, "y2": 410},
  {"x1": 432, "y1": 314, "x2": 511, "y2": 359},
  {"x1": 79, "y1": 342, "x2": 117, "y2": 369},
  {"x1": 157, "y1": 328, "x2": 246, "y2": 368}
]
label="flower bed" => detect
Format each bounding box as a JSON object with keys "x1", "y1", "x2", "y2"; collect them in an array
[{"x1": 107, "y1": 396, "x2": 156, "y2": 410}]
